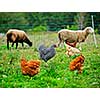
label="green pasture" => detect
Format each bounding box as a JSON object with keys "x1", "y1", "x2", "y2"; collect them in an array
[{"x1": 0, "y1": 32, "x2": 100, "y2": 88}]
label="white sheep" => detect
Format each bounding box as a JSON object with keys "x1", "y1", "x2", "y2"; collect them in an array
[
  {"x1": 57, "y1": 27, "x2": 94, "y2": 50},
  {"x1": 6, "y1": 29, "x2": 32, "y2": 49}
]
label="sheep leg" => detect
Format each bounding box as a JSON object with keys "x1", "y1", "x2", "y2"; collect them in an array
[
  {"x1": 79, "y1": 43, "x2": 82, "y2": 50},
  {"x1": 57, "y1": 40, "x2": 62, "y2": 47},
  {"x1": 22, "y1": 42, "x2": 24, "y2": 47},
  {"x1": 16, "y1": 42, "x2": 18, "y2": 49},
  {"x1": 62, "y1": 40, "x2": 65, "y2": 48},
  {"x1": 7, "y1": 39, "x2": 9, "y2": 49},
  {"x1": 57, "y1": 33, "x2": 63, "y2": 47},
  {"x1": 58, "y1": 39, "x2": 65, "y2": 48},
  {"x1": 12, "y1": 42, "x2": 14, "y2": 47}
]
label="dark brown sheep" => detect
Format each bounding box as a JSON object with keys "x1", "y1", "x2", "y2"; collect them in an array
[{"x1": 6, "y1": 29, "x2": 32, "y2": 49}]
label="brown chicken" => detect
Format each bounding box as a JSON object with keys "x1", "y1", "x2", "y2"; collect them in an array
[
  {"x1": 69, "y1": 55, "x2": 85, "y2": 74},
  {"x1": 20, "y1": 58, "x2": 41, "y2": 76},
  {"x1": 66, "y1": 41, "x2": 77, "y2": 47}
]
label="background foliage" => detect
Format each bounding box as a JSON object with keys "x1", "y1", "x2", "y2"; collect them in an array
[{"x1": 0, "y1": 12, "x2": 100, "y2": 33}]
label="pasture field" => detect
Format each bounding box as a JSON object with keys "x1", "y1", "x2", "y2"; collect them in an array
[{"x1": 0, "y1": 32, "x2": 100, "y2": 88}]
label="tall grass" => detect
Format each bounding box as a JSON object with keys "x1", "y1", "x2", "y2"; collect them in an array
[{"x1": 0, "y1": 32, "x2": 100, "y2": 88}]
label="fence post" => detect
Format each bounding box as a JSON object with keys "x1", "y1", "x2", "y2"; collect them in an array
[{"x1": 91, "y1": 15, "x2": 98, "y2": 48}]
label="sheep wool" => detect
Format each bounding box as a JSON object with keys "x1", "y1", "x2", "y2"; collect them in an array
[
  {"x1": 57, "y1": 27, "x2": 94, "y2": 47},
  {"x1": 6, "y1": 29, "x2": 32, "y2": 49}
]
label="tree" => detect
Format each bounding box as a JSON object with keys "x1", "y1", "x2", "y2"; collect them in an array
[
  {"x1": 74, "y1": 12, "x2": 87, "y2": 29},
  {"x1": 0, "y1": 12, "x2": 28, "y2": 33}
]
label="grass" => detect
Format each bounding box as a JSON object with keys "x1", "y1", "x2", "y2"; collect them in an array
[{"x1": 0, "y1": 32, "x2": 100, "y2": 88}]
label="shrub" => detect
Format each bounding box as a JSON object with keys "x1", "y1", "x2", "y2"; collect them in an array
[
  {"x1": 33, "y1": 25, "x2": 47, "y2": 32},
  {"x1": 66, "y1": 25, "x2": 79, "y2": 30}
]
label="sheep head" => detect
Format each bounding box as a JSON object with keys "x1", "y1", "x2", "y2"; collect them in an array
[
  {"x1": 84, "y1": 27, "x2": 94, "y2": 34},
  {"x1": 29, "y1": 41, "x2": 32, "y2": 47}
]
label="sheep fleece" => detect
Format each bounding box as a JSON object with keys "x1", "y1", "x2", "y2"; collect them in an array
[{"x1": 6, "y1": 29, "x2": 29, "y2": 42}]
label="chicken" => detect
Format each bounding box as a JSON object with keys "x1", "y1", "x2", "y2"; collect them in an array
[
  {"x1": 69, "y1": 55, "x2": 85, "y2": 74},
  {"x1": 20, "y1": 58, "x2": 41, "y2": 76},
  {"x1": 65, "y1": 41, "x2": 77, "y2": 47},
  {"x1": 38, "y1": 44, "x2": 56, "y2": 62},
  {"x1": 65, "y1": 43, "x2": 81, "y2": 57}
]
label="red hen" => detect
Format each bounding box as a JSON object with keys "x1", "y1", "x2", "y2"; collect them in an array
[
  {"x1": 69, "y1": 55, "x2": 85, "y2": 74},
  {"x1": 20, "y1": 58, "x2": 41, "y2": 76}
]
